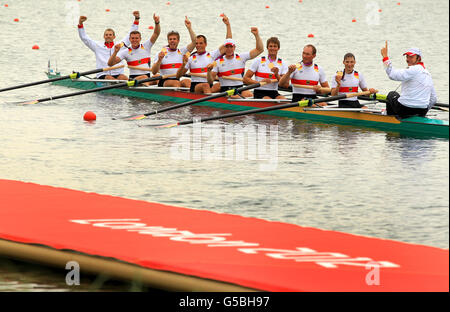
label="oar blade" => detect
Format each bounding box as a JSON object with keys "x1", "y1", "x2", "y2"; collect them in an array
[
  {"x1": 155, "y1": 122, "x2": 179, "y2": 129},
  {"x1": 19, "y1": 100, "x2": 40, "y2": 105},
  {"x1": 124, "y1": 114, "x2": 147, "y2": 121}
]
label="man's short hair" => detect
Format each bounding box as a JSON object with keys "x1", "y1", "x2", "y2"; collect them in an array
[
  {"x1": 304, "y1": 44, "x2": 317, "y2": 55},
  {"x1": 167, "y1": 31, "x2": 180, "y2": 40},
  {"x1": 196, "y1": 35, "x2": 207, "y2": 44},
  {"x1": 343, "y1": 53, "x2": 355, "y2": 60},
  {"x1": 266, "y1": 37, "x2": 280, "y2": 49},
  {"x1": 104, "y1": 28, "x2": 115, "y2": 36},
  {"x1": 129, "y1": 30, "x2": 141, "y2": 37}
]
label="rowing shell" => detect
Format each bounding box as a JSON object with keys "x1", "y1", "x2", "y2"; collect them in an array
[{"x1": 46, "y1": 72, "x2": 449, "y2": 138}]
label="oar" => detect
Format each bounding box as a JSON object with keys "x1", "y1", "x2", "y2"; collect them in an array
[
  {"x1": 154, "y1": 91, "x2": 373, "y2": 128},
  {"x1": 0, "y1": 65, "x2": 125, "y2": 93},
  {"x1": 359, "y1": 94, "x2": 450, "y2": 111},
  {"x1": 128, "y1": 65, "x2": 152, "y2": 72},
  {"x1": 292, "y1": 84, "x2": 331, "y2": 93},
  {"x1": 116, "y1": 82, "x2": 270, "y2": 121},
  {"x1": 16, "y1": 74, "x2": 175, "y2": 105}
]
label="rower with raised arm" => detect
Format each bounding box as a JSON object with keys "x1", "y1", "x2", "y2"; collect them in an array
[
  {"x1": 243, "y1": 37, "x2": 288, "y2": 100},
  {"x1": 152, "y1": 16, "x2": 197, "y2": 88},
  {"x1": 176, "y1": 14, "x2": 232, "y2": 94},
  {"x1": 279, "y1": 44, "x2": 330, "y2": 103},
  {"x1": 108, "y1": 14, "x2": 161, "y2": 86},
  {"x1": 78, "y1": 11, "x2": 140, "y2": 80},
  {"x1": 207, "y1": 27, "x2": 264, "y2": 98},
  {"x1": 331, "y1": 53, "x2": 376, "y2": 108},
  {"x1": 381, "y1": 41, "x2": 437, "y2": 117}
]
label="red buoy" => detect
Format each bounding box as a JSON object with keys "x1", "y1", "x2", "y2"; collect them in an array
[
  {"x1": 352, "y1": 19, "x2": 357, "y2": 22},
  {"x1": 307, "y1": 34, "x2": 314, "y2": 38},
  {"x1": 83, "y1": 111, "x2": 96, "y2": 121},
  {"x1": 13, "y1": 18, "x2": 19, "y2": 22},
  {"x1": 105, "y1": 9, "x2": 110, "y2": 12},
  {"x1": 32, "y1": 45, "x2": 40, "y2": 50},
  {"x1": 148, "y1": 26, "x2": 154, "y2": 30},
  {"x1": 4, "y1": 4, "x2": 9, "y2": 7}
]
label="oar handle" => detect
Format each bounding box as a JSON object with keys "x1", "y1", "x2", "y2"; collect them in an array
[
  {"x1": 127, "y1": 65, "x2": 151, "y2": 71},
  {"x1": 292, "y1": 84, "x2": 331, "y2": 93},
  {"x1": 259, "y1": 79, "x2": 278, "y2": 86},
  {"x1": 345, "y1": 90, "x2": 372, "y2": 98},
  {"x1": 189, "y1": 73, "x2": 207, "y2": 78},
  {"x1": 221, "y1": 76, "x2": 244, "y2": 82},
  {"x1": 102, "y1": 64, "x2": 125, "y2": 72}
]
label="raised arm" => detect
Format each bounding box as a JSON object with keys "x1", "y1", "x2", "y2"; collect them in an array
[
  {"x1": 223, "y1": 14, "x2": 232, "y2": 39},
  {"x1": 150, "y1": 13, "x2": 161, "y2": 44},
  {"x1": 217, "y1": 14, "x2": 232, "y2": 55},
  {"x1": 77, "y1": 16, "x2": 98, "y2": 52},
  {"x1": 380, "y1": 40, "x2": 416, "y2": 82},
  {"x1": 249, "y1": 27, "x2": 264, "y2": 59},
  {"x1": 185, "y1": 16, "x2": 196, "y2": 52},
  {"x1": 120, "y1": 11, "x2": 140, "y2": 46}
]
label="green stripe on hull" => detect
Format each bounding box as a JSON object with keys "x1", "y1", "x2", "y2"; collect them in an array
[{"x1": 48, "y1": 74, "x2": 449, "y2": 139}]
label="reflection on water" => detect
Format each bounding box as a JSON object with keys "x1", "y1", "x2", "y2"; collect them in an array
[
  {"x1": 0, "y1": 258, "x2": 152, "y2": 292},
  {"x1": 0, "y1": 0, "x2": 448, "y2": 291}
]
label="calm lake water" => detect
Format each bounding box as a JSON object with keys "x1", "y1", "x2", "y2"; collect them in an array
[{"x1": 0, "y1": 0, "x2": 448, "y2": 291}]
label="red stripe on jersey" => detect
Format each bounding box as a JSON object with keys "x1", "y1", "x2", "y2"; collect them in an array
[
  {"x1": 217, "y1": 68, "x2": 245, "y2": 77},
  {"x1": 127, "y1": 57, "x2": 151, "y2": 66},
  {"x1": 160, "y1": 63, "x2": 182, "y2": 69},
  {"x1": 291, "y1": 79, "x2": 318, "y2": 86},
  {"x1": 190, "y1": 67, "x2": 208, "y2": 73},
  {"x1": 255, "y1": 72, "x2": 276, "y2": 79},
  {"x1": 339, "y1": 87, "x2": 359, "y2": 93}
]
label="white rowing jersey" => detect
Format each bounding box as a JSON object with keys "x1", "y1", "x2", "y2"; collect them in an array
[
  {"x1": 155, "y1": 46, "x2": 189, "y2": 76},
  {"x1": 212, "y1": 52, "x2": 251, "y2": 87},
  {"x1": 186, "y1": 49, "x2": 221, "y2": 83},
  {"x1": 289, "y1": 62, "x2": 327, "y2": 95},
  {"x1": 249, "y1": 55, "x2": 288, "y2": 91},
  {"x1": 117, "y1": 39, "x2": 154, "y2": 76},
  {"x1": 78, "y1": 21, "x2": 138, "y2": 78},
  {"x1": 330, "y1": 70, "x2": 367, "y2": 101},
  {"x1": 383, "y1": 58, "x2": 437, "y2": 109}
]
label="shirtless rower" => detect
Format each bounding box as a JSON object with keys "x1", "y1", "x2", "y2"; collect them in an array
[
  {"x1": 108, "y1": 14, "x2": 161, "y2": 86},
  {"x1": 381, "y1": 41, "x2": 437, "y2": 117},
  {"x1": 331, "y1": 53, "x2": 376, "y2": 108},
  {"x1": 243, "y1": 37, "x2": 288, "y2": 99},
  {"x1": 279, "y1": 44, "x2": 330, "y2": 104},
  {"x1": 176, "y1": 14, "x2": 232, "y2": 94},
  {"x1": 207, "y1": 27, "x2": 264, "y2": 98},
  {"x1": 78, "y1": 11, "x2": 140, "y2": 80},
  {"x1": 151, "y1": 16, "x2": 197, "y2": 88}
]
